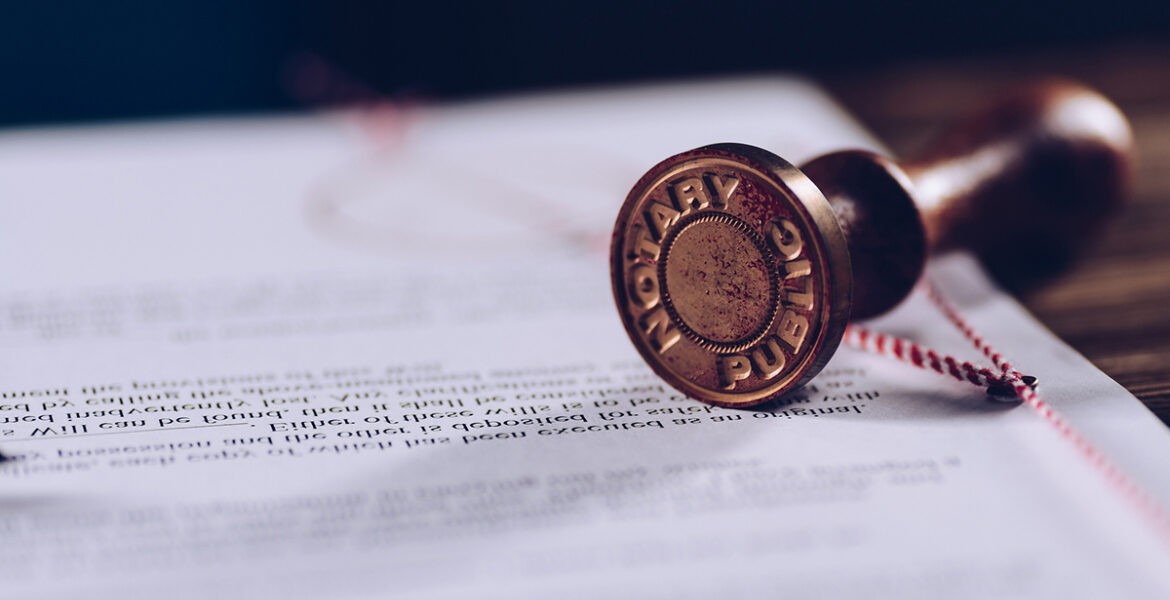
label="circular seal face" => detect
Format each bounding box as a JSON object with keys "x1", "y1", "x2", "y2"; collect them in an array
[{"x1": 610, "y1": 144, "x2": 852, "y2": 407}]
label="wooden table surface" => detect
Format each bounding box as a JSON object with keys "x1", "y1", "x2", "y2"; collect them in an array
[{"x1": 825, "y1": 42, "x2": 1170, "y2": 425}]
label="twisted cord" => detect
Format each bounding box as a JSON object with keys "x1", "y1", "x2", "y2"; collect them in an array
[{"x1": 842, "y1": 282, "x2": 1170, "y2": 545}]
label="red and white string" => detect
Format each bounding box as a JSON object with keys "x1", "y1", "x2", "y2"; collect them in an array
[{"x1": 844, "y1": 281, "x2": 1170, "y2": 546}]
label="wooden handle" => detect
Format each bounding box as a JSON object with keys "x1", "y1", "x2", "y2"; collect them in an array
[
  {"x1": 907, "y1": 80, "x2": 1133, "y2": 284},
  {"x1": 800, "y1": 80, "x2": 1133, "y2": 319}
]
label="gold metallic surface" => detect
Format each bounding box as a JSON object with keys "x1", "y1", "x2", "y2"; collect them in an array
[{"x1": 611, "y1": 144, "x2": 852, "y2": 407}]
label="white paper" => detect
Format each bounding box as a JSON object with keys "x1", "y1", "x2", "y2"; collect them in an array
[{"x1": 1, "y1": 78, "x2": 1169, "y2": 599}]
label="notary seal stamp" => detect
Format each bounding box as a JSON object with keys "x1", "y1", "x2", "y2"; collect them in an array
[{"x1": 611, "y1": 83, "x2": 1132, "y2": 408}]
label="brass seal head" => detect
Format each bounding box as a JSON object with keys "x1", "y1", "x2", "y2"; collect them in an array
[{"x1": 611, "y1": 143, "x2": 852, "y2": 408}]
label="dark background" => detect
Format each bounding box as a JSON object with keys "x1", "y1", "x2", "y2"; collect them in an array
[{"x1": 1, "y1": 1, "x2": 1168, "y2": 127}]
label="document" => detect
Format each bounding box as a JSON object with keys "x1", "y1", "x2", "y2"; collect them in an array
[{"x1": 1, "y1": 78, "x2": 1169, "y2": 599}]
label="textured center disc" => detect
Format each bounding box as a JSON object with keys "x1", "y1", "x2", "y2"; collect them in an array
[{"x1": 661, "y1": 213, "x2": 778, "y2": 350}]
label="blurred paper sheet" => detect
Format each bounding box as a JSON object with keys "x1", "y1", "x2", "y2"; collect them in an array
[{"x1": 1, "y1": 78, "x2": 1169, "y2": 599}]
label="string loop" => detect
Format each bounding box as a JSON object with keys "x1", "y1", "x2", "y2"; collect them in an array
[{"x1": 843, "y1": 281, "x2": 1170, "y2": 546}]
